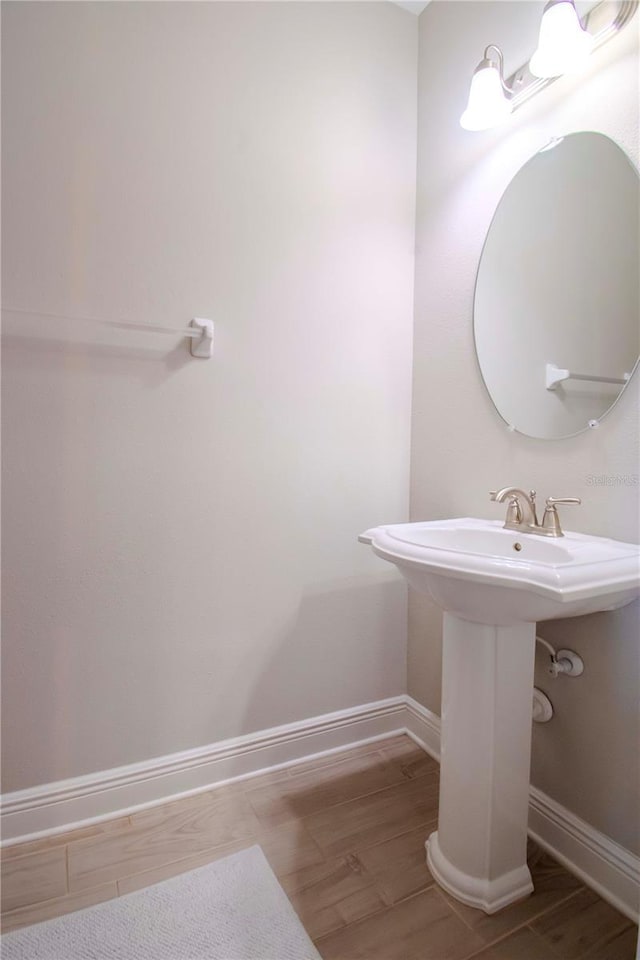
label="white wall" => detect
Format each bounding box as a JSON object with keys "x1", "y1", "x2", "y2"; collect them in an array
[
  {"x1": 411, "y1": 1, "x2": 639, "y2": 853},
  {"x1": 1, "y1": 1, "x2": 417, "y2": 792}
]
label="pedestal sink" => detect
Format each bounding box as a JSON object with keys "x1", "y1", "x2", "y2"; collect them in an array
[{"x1": 359, "y1": 517, "x2": 640, "y2": 914}]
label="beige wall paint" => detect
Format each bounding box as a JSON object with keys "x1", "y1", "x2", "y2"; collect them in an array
[
  {"x1": 411, "y1": 1, "x2": 639, "y2": 853},
  {"x1": 1, "y1": 1, "x2": 417, "y2": 792},
  {"x1": 3, "y1": 0, "x2": 638, "y2": 862}
]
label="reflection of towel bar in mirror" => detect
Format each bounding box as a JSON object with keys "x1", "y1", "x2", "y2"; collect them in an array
[
  {"x1": 546, "y1": 363, "x2": 630, "y2": 391},
  {"x1": 1, "y1": 308, "x2": 214, "y2": 359}
]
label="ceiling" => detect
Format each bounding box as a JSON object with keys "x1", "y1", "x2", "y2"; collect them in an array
[{"x1": 392, "y1": 1, "x2": 431, "y2": 15}]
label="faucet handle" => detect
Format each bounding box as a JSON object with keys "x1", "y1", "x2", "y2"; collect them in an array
[
  {"x1": 541, "y1": 497, "x2": 581, "y2": 537},
  {"x1": 545, "y1": 497, "x2": 581, "y2": 507}
]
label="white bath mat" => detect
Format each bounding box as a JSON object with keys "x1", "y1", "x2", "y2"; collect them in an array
[{"x1": 1, "y1": 845, "x2": 321, "y2": 960}]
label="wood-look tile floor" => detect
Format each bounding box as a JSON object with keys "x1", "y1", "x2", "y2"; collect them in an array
[{"x1": 1, "y1": 735, "x2": 637, "y2": 959}]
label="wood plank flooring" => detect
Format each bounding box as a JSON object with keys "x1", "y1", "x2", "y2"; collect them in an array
[{"x1": 1, "y1": 735, "x2": 637, "y2": 959}]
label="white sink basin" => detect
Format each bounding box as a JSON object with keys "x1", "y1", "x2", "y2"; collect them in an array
[
  {"x1": 360, "y1": 517, "x2": 639, "y2": 915},
  {"x1": 360, "y1": 517, "x2": 639, "y2": 626}
]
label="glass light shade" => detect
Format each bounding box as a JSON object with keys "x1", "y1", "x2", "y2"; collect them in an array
[
  {"x1": 460, "y1": 64, "x2": 512, "y2": 131},
  {"x1": 530, "y1": 1, "x2": 595, "y2": 78}
]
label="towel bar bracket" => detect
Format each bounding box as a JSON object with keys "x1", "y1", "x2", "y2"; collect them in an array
[
  {"x1": 190, "y1": 318, "x2": 214, "y2": 358},
  {"x1": 546, "y1": 362, "x2": 630, "y2": 391}
]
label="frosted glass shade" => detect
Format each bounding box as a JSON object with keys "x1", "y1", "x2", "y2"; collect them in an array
[
  {"x1": 530, "y1": 0, "x2": 595, "y2": 78},
  {"x1": 460, "y1": 64, "x2": 512, "y2": 131}
]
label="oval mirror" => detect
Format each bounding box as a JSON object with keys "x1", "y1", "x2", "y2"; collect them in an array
[{"x1": 474, "y1": 132, "x2": 639, "y2": 440}]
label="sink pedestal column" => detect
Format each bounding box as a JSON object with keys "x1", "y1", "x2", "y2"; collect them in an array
[{"x1": 426, "y1": 613, "x2": 536, "y2": 914}]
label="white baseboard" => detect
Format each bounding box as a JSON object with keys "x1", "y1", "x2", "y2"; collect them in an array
[
  {"x1": 403, "y1": 694, "x2": 441, "y2": 761},
  {"x1": 528, "y1": 787, "x2": 640, "y2": 922},
  {"x1": 2, "y1": 693, "x2": 638, "y2": 923},
  {"x1": 0, "y1": 696, "x2": 408, "y2": 845}
]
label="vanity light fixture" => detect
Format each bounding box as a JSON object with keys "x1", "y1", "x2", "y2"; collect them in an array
[
  {"x1": 460, "y1": 46, "x2": 512, "y2": 131},
  {"x1": 530, "y1": 0, "x2": 595, "y2": 78},
  {"x1": 460, "y1": 0, "x2": 638, "y2": 132}
]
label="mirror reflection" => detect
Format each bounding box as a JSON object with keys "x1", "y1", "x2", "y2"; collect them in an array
[{"x1": 474, "y1": 132, "x2": 639, "y2": 440}]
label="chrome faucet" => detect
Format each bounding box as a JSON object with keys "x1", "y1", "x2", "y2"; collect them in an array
[{"x1": 490, "y1": 487, "x2": 581, "y2": 538}]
